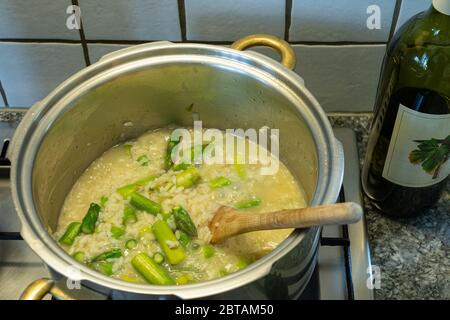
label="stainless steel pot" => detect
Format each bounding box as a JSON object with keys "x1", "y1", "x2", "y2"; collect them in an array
[{"x1": 10, "y1": 35, "x2": 344, "y2": 300}]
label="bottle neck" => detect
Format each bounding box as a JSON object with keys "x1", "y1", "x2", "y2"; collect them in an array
[{"x1": 433, "y1": 0, "x2": 450, "y2": 15}]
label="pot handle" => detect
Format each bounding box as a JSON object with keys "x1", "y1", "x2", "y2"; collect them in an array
[
  {"x1": 20, "y1": 278, "x2": 55, "y2": 300},
  {"x1": 231, "y1": 34, "x2": 296, "y2": 70},
  {"x1": 20, "y1": 278, "x2": 107, "y2": 300}
]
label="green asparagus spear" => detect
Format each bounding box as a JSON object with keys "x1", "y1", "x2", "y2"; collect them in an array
[
  {"x1": 178, "y1": 231, "x2": 191, "y2": 247},
  {"x1": 175, "y1": 167, "x2": 200, "y2": 189},
  {"x1": 235, "y1": 197, "x2": 261, "y2": 209},
  {"x1": 131, "y1": 253, "x2": 175, "y2": 285},
  {"x1": 92, "y1": 248, "x2": 122, "y2": 262},
  {"x1": 129, "y1": 192, "x2": 161, "y2": 215},
  {"x1": 116, "y1": 175, "x2": 158, "y2": 199},
  {"x1": 172, "y1": 206, "x2": 197, "y2": 237},
  {"x1": 93, "y1": 261, "x2": 114, "y2": 276},
  {"x1": 59, "y1": 222, "x2": 82, "y2": 245},
  {"x1": 72, "y1": 251, "x2": 86, "y2": 263},
  {"x1": 208, "y1": 176, "x2": 231, "y2": 189},
  {"x1": 152, "y1": 220, "x2": 186, "y2": 265},
  {"x1": 172, "y1": 162, "x2": 190, "y2": 171},
  {"x1": 153, "y1": 252, "x2": 165, "y2": 264},
  {"x1": 164, "y1": 135, "x2": 181, "y2": 170},
  {"x1": 81, "y1": 203, "x2": 101, "y2": 234},
  {"x1": 111, "y1": 225, "x2": 125, "y2": 239},
  {"x1": 122, "y1": 205, "x2": 137, "y2": 225}
]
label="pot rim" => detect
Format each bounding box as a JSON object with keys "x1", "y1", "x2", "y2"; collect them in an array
[{"x1": 10, "y1": 41, "x2": 343, "y2": 299}]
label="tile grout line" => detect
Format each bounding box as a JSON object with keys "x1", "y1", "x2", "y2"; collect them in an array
[
  {"x1": 0, "y1": 39, "x2": 387, "y2": 46},
  {"x1": 0, "y1": 38, "x2": 82, "y2": 43},
  {"x1": 288, "y1": 41, "x2": 386, "y2": 46},
  {"x1": 388, "y1": 0, "x2": 402, "y2": 42},
  {"x1": 72, "y1": 0, "x2": 91, "y2": 66},
  {"x1": 177, "y1": 0, "x2": 187, "y2": 42},
  {"x1": 284, "y1": 0, "x2": 293, "y2": 41},
  {"x1": 0, "y1": 81, "x2": 10, "y2": 107}
]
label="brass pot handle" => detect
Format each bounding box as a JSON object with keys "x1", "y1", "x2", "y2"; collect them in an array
[
  {"x1": 20, "y1": 278, "x2": 56, "y2": 300},
  {"x1": 231, "y1": 34, "x2": 296, "y2": 70},
  {"x1": 20, "y1": 277, "x2": 108, "y2": 300}
]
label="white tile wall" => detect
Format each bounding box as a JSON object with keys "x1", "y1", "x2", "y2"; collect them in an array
[
  {"x1": 0, "y1": 1, "x2": 397, "y2": 111},
  {"x1": 395, "y1": 0, "x2": 431, "y2": 32},
  {"x1": 292, "y1": 45, "x2": 386, "y2": 112},
  {"x1": 0, "y1": 43, "x2": 85, "y2": 107},
  {"x1": 79, "y1": 0, "x2": 181, "y2": 41},
  {"x1": 290, "y1": 0, "x2": 396, "y2": 42},
  {"x1": 0, "y1": 0, "x2": 79, "y2": 40},
  {"x1": 185, "y1": 0, "x2": 285, "y2": 41},
  {"x1": 88, "y1": 44, "x2": 131, "y2": 64}
]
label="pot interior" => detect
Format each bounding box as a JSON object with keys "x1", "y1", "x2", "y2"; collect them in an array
[{"x1": 32, "y1": 60, "x2": 318, "y2": 231}]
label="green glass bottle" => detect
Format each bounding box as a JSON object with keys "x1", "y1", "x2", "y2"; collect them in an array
[{"x1": 362, "y1": 0, "x2": 450, "y2": 217}]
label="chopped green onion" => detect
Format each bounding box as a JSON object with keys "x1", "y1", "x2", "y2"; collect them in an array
[
  {"x1": 131, "y1": 253, "x2": 175, "y2": 285},
  {"x1": 122, "y1": 205, "x2": 137, "y2": 225},
  {"x1": 235, "y1": 197, "x2": 261, "y2": 209},
  {"x1": 208, "y1": 176, "x2": 231, "y2": 189},
  {"x1": 81, "y1": 203, "x2": 101, "y2": 234},
  {"x1": 172, "y1": 206, "x2": 197, "y2": 237},
  {"x1": 129, "y1": 192, "x2": 162, "y2": 215},
  {"x1": 175, "y1": 167, "x2": 200, "y2": 189},
  {"x1": 152, "y1": 220, "x2": 186, "y2": 265},
  {"x1": 202, "y1": 245, "x2": 215, "y2": 258},
  {"x1": 92, "y1": 248, "x2": 122, "y2": 262},
  {"x1": 59, "y1": 222, "x2": 82, "y2": 246},
  {"x1": 111, "y1": 225, "x2": 125, "y2": 239},
  {"x1": 153, "y1": 252, "x2": 165, "y2": 264},
  {"x1": 136, "y1": 155, "x2": 149, "y2": 166},
  {"x1": 125, "y1": 239, "x2": 138, "y2": 249}
]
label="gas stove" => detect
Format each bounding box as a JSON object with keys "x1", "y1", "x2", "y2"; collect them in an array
[{"x1": 0, "y1": 121, "x2": 374, "y2": 300}]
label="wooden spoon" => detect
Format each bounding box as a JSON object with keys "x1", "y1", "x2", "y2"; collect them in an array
[{"x1": 209, "y1": 202, "x2": 363, "y2": 244}]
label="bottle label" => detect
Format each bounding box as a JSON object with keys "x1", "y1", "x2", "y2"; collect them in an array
[{"x1": 382, "y1": 104, "x2": 450, "y2": 187}]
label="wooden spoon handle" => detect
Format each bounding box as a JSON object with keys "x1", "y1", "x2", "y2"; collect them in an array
[{"x1": 209, "y1": 202, "x2": 362, "y2": 244}]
